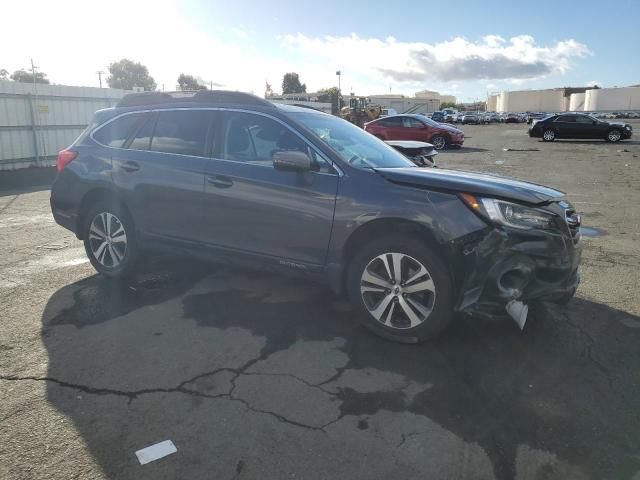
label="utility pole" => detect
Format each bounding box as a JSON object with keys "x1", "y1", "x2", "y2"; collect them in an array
[
  {"x1": 336, "y1": 70, "x2": 341, "y2": 112},
  {"x1": 96, "y1": 70, "x2": 105, "y2": 88},
  {"x1": 30, "y1": 58, "x2": 42, "y2": 166}
]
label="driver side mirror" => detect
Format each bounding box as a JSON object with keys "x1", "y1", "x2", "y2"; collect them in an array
[{"x1": 273, "y1": 150, "x2": 312, "y2": 172}]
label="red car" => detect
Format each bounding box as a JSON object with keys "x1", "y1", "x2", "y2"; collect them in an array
[{"x1": 364, "y1": 114, "x2": 464, "y2": 150}]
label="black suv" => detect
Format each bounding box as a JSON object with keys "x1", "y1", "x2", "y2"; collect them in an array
[{"x1": 51, "y1": 90, "x2": 582, "y2": 342}]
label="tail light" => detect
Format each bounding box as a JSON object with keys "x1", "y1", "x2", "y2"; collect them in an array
[{"x1": 57, "y1": 149, "x2": 78, "y2": 172}]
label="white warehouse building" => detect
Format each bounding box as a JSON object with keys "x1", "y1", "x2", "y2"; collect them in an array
[
  {"x1": 584, "y1": 86, "x2": 640, "y2": 111},
  {"x1": 494, "y1": 85, "x2": 640, "y2": 113},
  {"x1": 569, "y1": 93, "x2": 586, "y2": 111},
  {"x1": 496, "y1": 88, "x2": 569, "y2": 113}
]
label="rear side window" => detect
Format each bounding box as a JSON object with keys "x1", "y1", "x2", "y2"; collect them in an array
[
  {"x1": 378, "y1": 117, "x2": 402, "y2": 127},
  {"x1": 93, "y1": 113, "x2": 147, "y2": 147},
  {"x1": 150, "y1": 110, "x2": 211, "y2": 157},
  {"x1": 128, "y1": 115, "x2": 155, "y2": 151}
]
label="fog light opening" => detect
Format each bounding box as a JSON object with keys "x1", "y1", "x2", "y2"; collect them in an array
[{"x1": 498, "y1": 268, "x2": 529, "y2": 296}]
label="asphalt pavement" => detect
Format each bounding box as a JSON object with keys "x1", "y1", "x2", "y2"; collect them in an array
[{"x1": 1, "y1": 122, "x2": 639, "y2": 480}]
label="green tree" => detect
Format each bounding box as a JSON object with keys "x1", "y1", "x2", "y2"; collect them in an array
[
  {"x1": 316, "y1": 87, "x2": 342, "y2": 114},
  {"x1": 282, "y1": 72, "x2": 306, "y2": 94},
  {"x1": 107, "y1": 59, "x2": 156, "y2": 91},
  {"x1": 177, "y1": 73, "x2": 207, "y2": 91},
  {"x1": 440, "y1": 101, "x2": 456, "y2": 109},
  {"x1": 11, "y1": 69, "x2": 50, "y2": 84},
  {"x1": 0, "y1": 69, "x2": 9, "y2": 80}
]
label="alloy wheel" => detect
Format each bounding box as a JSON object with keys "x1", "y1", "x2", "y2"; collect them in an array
[
  {"x1": 360, "y1": 252, "x2": 436, "y2": 330},
  {"x1": 543, "y1": 130, "x2": 555, "y2": 141},
  {"x1": 608, "y1": 130, "x2": 621, "y2": 142},
  {"x1": 430, "y1": 136, "x2": 446, "y2": 150},
  {"x1": 88, "y1": 212, "x2": 128, "y2": 268}
]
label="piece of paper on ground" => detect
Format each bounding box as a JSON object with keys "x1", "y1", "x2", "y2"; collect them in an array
[{"x1": 135, "y1": 440, "x2": 177, "y2": 465}]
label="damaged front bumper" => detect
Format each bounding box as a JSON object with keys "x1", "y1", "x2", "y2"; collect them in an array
[{"x1": 453, "y1": 218, "x2": 582, "y2": 326}]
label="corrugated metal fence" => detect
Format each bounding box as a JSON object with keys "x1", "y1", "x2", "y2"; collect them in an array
[{"x1": 0, "y1": 80, "x2": 130, "y2": 170}]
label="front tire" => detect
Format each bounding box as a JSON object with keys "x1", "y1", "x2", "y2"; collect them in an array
[
  {"x1": 430, "y1": 135, "x2": 447, "y2": 150},
  {"x1": 606, "y1": 129, "x2": 622, "y2": 142},
  {"x1": 347, "y1": 235, "x2": 454, "y2": 343},
  {"x1": 82, "y1": 201, "x2": 139, "y2": 278},
  {"x1": 542, "y1": 129, "x2": 555, "y2": 142}
]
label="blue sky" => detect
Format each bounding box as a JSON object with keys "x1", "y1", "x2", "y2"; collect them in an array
[{"x1": 3, "y1": 0, "x2": 639, "y2": 101}]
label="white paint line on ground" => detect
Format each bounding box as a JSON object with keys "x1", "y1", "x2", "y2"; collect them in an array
[{"x1": 135, "y1": 440, "x2": 177, "y2": 465}]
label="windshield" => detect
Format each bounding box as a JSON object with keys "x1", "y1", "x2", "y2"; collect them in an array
[
  {"x1": 420, "y1": 117, "x2": 440, "y2": 127},
  {"x1": 290, "y1": 112, "x2": 416, "y2": 169}
]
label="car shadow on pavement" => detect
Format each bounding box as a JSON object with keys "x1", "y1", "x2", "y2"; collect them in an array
[
  {"x1": 538, "y1": 140, "x2": 640, "y2": 146},
  {"x1": 40, "y1": 257, "x2": 640, "y2": 480},
  {"x1": 442, "y1": 147, "x2": 488, "y2": 154}
]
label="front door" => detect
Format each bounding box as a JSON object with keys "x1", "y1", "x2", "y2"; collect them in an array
[
  {"x1": 111, "y1": 109, "x2": 213, "y2": 241},
  {"x1": 575, "y1": 114, "x2": 608, "y2": 139},
  {"x1": 202, "y1": 111, "x2": 339, "y2": 266}
]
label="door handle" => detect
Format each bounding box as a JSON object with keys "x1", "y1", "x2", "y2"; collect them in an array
[
  {"x1": 119, "y1": 161, "x2": 140, "y2": 173},
  {"x1": 208, "y1": 175, "x2": 233, "y2": 189}
]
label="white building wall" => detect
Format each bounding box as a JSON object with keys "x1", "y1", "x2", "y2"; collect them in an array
[
  {"x1": 584, "y1": 87, "x2": 640, "y2": 111},
  {"x1": 486, "y1": 94, "x2": 498, "y2": 111},
  {"x1": 497, "y1": 89, "x2": 567, "y2": 113},
  {"x1": 0, "y1": 80, "x2": 130, "y2": 170},
  {"x1": 569, "y1": 93, "x2": 586, "y2": 111}
]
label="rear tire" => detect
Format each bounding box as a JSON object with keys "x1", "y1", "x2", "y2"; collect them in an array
[
  {"x1": 606, "y1": 129, "x2": 622, "y2": 142},
  {"x1": 542, "y1": 129, "x2": 555, "y2": 142},
  {"x1": 347, "y1": 235, "x2": 454, "y2": 343},
  {"x1": 82, "y1": 200, "x2": 139, "y2": 278}
]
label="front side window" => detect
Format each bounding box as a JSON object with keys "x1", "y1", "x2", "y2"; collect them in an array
[
  {"x1": 575, "y1": 115, "x2": 595, "y2": 124},
  {"x1": 555, "y1": 115, "x2": 576, "y2": 123},
  {"x1": 93, "y1": 113, "x2": 148, "y2": 147},
  {"x1": 150, "y1": 110, "x2": 211, "y2": 157},
  {"x1": 402, "y1": 117, "x2": 424, "y2": 128},
  {"x1": 222, "y1": 112, "x2": 333, "y2": 173}
]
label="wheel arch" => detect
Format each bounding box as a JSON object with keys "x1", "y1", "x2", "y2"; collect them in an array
[
  {"x1": 77, "y1": 187, "x2": 133, "y2": 240},
  {"x1": 338, "y1": 217, "x2": 450, "y2": 295}
]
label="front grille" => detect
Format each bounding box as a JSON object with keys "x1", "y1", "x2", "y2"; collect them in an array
[{"x1": 565, "y1": 209, "x2": 581, "y2": 243}]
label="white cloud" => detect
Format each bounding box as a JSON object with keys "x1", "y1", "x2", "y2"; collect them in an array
[
  {"x1": 284, "y1": 33, "x2": 591, "y2": 84},
  {"x1": 0, "y1": 2, "x2": 592, "y2": 99},
  {"x1": 0, "y1": 0, "x2": 289, "y2": 94},
  {"x1": 587, "y1": 80, "x2": 601, "y2": 87}
]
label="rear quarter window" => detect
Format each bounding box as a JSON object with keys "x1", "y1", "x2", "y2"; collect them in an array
[{"x1": 93, "y1": 113, "x2": 148, "y2": 148}]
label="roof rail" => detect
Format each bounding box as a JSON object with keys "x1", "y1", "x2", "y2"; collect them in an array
[{"x1": 116, "y1": 90, "x2": 275, "y2": 108}]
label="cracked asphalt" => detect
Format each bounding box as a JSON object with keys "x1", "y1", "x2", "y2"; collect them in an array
[{"x1": 1, "y1": 122, "x2": 640, "y2": 480}]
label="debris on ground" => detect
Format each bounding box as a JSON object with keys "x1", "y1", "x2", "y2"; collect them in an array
[
  {"x1": 502, "y1": 148, "x2": 540, "y2": 152},
  {"x1": 135, "y1": 440, "x2": 177, "y2": 465}
]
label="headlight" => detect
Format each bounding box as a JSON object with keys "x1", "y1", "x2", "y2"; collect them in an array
[{"x1": 460, "y1": 193, "x2": 555, "y2": 230}]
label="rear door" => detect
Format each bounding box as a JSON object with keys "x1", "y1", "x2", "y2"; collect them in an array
[
  {"x1": 111, "y1": 109, "x2": 213, "y2": 241},
  {"x1": 380, "y1": 116, "x2": 404, "y2": 139},
  {"x1": 202, "y1": 110, "x2": 339, "y2": 265}
]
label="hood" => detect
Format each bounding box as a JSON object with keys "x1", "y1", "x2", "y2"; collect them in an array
[
  {"x1": 375, "y1": 167, "x2": 564, "y2": 204},
  {"x1": 608, "y1": 121, "x2": 630, "y2": 128},
  {"x1": 436, "y1": 123, "x2": 463, "y2": 134},
  {"x1": 385, "y1": 140, "x2": 434, "y2": 149}
]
